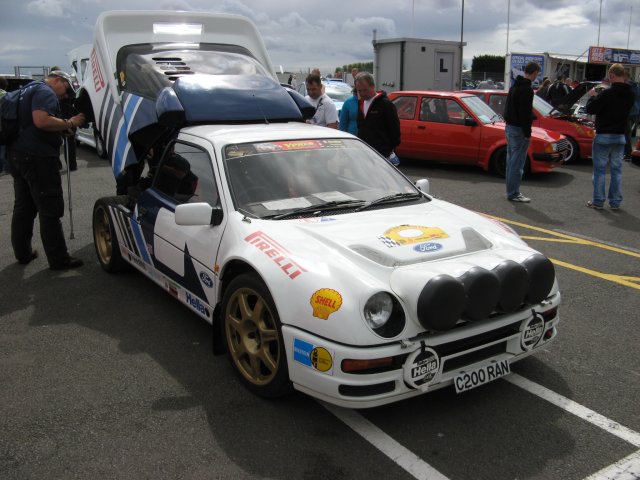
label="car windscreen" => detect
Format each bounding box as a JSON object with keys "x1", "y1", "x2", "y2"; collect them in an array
[
  {"x1": 224, "y1": 138, "x2": 421, "y2": 218},
  {"x1": 116, "y1": 42, "x2": 270, "y2": 99},
  {"x1": 324, "y1": 84, "x2": 353, "y2": 102},
  {"x1": 461, "y1": 95, "x2": 501, "y2": 123}
]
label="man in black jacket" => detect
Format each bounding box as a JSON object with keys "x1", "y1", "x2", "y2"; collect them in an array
[
  {"x1": 503, "y1": 61, "x2": 540, "y2": 202},
  {"x1": 584, "y1": 63, "x2": 635, "y2": 210},
  {"x1": 354, "y1": 72, "x2": 401, "y2": 164}
]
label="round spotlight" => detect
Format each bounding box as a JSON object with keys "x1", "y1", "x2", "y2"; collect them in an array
[
  {"x1": 522, "y1": 254, "x2": 555, "y2": 304},
  {"x1": 493, "y1": 260, "x2": 528, "y2": 312},
  {"x1": 417, "y1": 275, "x2": 466, "y2": 331},
  {"x1": 460, "y1": 267, "x2": 500, "y2": 321}
]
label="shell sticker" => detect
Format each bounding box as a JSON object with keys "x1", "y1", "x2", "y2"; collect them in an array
[
  {"x1": 310, "y1": 288, "x2": 343, "y2": 320},
  {"x1": 378, "y1": 225, "x2": 449, "y2": 248}
]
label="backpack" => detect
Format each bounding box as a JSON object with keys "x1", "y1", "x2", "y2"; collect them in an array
[
  {"x1": 0, "y1": 89, "x2": 23, "y2": 145},
  {"x1": 0, "y1": 81, "x2": 38, "y2": 146}
]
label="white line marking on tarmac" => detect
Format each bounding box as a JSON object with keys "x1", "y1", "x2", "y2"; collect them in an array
[
  {"x1": 321, "y1": 402, "x2": 450, "y2": 480},
  {"x1": 505, "y1": 374, "x2": 640, "y2": 448},
  {"x1": 583, "y1": 450, "x2": 640, "y2": 480}
]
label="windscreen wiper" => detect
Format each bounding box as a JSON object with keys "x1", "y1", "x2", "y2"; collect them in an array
[
  {"x1": 355, "y1": 192, "x2": 423, "y2": 212},
  {"x1": 270, "y1": 199, "x2": 365, "y2": 220}
]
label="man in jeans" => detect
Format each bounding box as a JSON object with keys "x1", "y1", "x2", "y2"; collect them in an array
[
  {"x1": 503, "y1": 61, "x2": 540, "y2": 202},
  {"x1": 585, "y1": 63, "x2": 635, "y2": 210}
]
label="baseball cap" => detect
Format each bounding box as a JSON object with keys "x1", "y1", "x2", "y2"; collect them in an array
[{"x1": 49, "y1": 70, "x2": 76, "y2": 95}]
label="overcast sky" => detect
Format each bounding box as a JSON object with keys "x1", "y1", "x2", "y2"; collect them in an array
[{"x1": 0, "y1": 0, "x2": 638, "y2": 76}]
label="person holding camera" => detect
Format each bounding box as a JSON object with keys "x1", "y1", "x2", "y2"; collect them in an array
[{"x1": 6, "y1": 70, "x2": 85, "y2": 270}]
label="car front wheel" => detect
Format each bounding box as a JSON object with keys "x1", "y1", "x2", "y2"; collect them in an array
[
  {"x1": 222, "y1": 273, "x2": 291, "y2": 398},
  {"x1": 491, "y1": 146, "x2": 507, "y2": 177}
]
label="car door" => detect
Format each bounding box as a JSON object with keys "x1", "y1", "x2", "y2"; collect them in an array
[
  {"x1": 136, "y1": 138, "x2": 225, "y2": 318},
  {"x1": 412, "y1": 96, "x2": 481, "y2": 163},
  {"x1": 391, "y1": 95, "x2": 420, "y2": 155}
]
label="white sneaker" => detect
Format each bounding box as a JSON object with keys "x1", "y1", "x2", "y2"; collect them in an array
[{"x1": 508, "y1": 193, "x2": 531, "y2": 203}]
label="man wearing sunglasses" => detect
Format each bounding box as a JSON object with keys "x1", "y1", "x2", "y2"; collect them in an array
[{"x1": 5, "y1": 70, "x2": 86, "y2": 270}]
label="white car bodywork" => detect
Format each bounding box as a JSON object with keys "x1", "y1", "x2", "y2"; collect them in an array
[{"x1": 87, "y1": 11, "x2": 561, "y2": 409}]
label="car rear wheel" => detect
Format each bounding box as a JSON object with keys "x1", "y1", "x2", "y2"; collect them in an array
[
  {"x1": 491, "y1": 147, "x2": 507, "y2": 177},
  {"x1": 92, "y1": 196, "x2": 129, "y2": 272},
  {"x1": 222, "y1": 273, "x2": 291, "y2": 397}
]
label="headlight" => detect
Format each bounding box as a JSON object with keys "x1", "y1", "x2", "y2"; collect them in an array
[
  {"x1": 544, "y1": 142, "x2": 559, "y2": 154},
  {"x1": 363, "y1": 292, "x2": 406, "y2": 338},
  {"x1": 364, "y1": 292, "x2": 393, "y2": 328}
]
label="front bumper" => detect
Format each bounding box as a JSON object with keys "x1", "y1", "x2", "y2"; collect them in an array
[{"x1": 283, "y1": 293, "x2": 561, "y2": 408}]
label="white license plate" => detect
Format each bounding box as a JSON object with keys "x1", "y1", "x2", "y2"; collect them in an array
[{"x1": 453, "y1": 359, "x2": 510, "y2": 394}]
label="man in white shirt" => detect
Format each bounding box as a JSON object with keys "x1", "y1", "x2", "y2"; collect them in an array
[{"x1": 304, "y1": 74, "x2": 338, "y2": 128}]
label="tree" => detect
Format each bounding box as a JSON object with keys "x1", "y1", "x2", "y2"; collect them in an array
[{"x1": 471, "y1": 55, "x2": 505, "y2": 74}]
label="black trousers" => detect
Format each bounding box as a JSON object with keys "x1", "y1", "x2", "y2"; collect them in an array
[{"x1": 7, "y1": 149, "x2": 69, "y2": 267}]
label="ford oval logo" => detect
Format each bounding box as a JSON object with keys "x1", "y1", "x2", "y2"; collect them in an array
[
  {"x1": 199, "y1": 271, "x2": 214, "y2": 288},
  {"x1": 413, "y1": 242, "x2": 443, "y2": 253}
]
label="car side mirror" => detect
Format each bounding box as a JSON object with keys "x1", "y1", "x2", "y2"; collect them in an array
[
  {"x1": 464, "y1": 117, "x2": 478, "y2": 127},
  {"x1": 175, "y1": 203, "x2": 223, "y2": 226},
  {"x1": 415, "y1": 179, "x2": 430, "y2": 194}
]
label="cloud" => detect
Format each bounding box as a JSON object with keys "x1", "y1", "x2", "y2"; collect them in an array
[{"x1": 25, "y1": 0, "x2": 70, "y2": 17}]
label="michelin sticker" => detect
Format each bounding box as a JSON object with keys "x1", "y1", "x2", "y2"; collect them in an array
[
  {"x1": 404, "y1": 346, "x2": 440, "y2": 389},
  {"x1": 293, "y1": 338, "x2": 334, "y2": 375}
]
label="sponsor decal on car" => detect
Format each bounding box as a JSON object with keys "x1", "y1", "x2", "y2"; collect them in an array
[
  {"x1": 413, "y1": 242, "x2": 443, "y2": 253},
  {"x1": 297, "y1": 217, "x2": 337, "y2": 223},
  {"x1": 244, "y1": 231, "x2": 307, "y2": 279},
  {"x1": 378, "y1": 225, "x2": 448, "y2": 248},
  {"x1": 91, "y1": 47, "x2": 105, "y2": 92},
  {"x1": 127, "y1": 252, "x2": 146, "y2": 270},
  {"x1": 404, "y1": 346, "x2": 440, "y2": 389},
  {"x1": 521, "y1": 311, "x2": 545, "y2": 350},
  {"x1": 186, "y1": 292, "x2": 210, "y2": 318},
  {"x1": 310, "y1": 288, "x2": 343, "y2": 320},
  {"x1": 254, "y1": 139, "x2": 346, "y2": 152},
  {"x1": 164, "y1": 280, "x2": 179, "y2": 298},
  {"x1": 199, "y1": 271, "x2": 214, "y2": 288},
  {"x1": 293, "y1": 338, "x2": 334, "y2": 374}
]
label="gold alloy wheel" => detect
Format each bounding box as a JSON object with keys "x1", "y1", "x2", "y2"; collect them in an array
[
  {"x1": 225, "y1": 287, "x2": 281, "y2": 386},
  {"x1": 94, "y1": 206, "x2": 113, "y2": 265}
]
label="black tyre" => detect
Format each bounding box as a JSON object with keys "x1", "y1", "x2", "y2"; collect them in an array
[
  {"x1": 491, "y1": 147, "x2": 507, "y2": 177},
  {"x1": 94, "y1": 127, "x2": 107, "y2": 159},
  {"x1": 564, "y1": 136, "x2": 580, "y2": 163},
  {"x1": 222, "y1": 273, "x2": 291, "y2": 397},
  {"x1": 92, "y1": 196, "x2": 130, "y2": 273}
]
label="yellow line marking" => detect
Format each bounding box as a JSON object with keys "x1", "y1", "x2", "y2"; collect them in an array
[
  {"x1": 488, "y1": 215, "x2": 640, "y2": 258},
  {"x1": 551, "y1": 259, "x2": 640, "y2": 290},
  {"x1": 521, "y1": 236, "x2": 582, "y2": 244}
]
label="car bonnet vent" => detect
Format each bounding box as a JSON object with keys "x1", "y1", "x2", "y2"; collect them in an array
[{"x1": 153, "y1": 57, "x2": 194, "y2": 80}]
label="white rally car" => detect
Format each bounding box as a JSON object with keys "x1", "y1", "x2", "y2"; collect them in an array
[{"x1": 83, "y1": 11, "x2": 560, "y2": 408}]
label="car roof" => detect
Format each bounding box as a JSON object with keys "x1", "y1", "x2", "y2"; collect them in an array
[
  {"x1": 460, "y1": 89, "x2": 507, "y2": 94},
  {"x1": 182, "y1": 121, "x2": 356, "y2": 146},
  {"x1": 389, "y1": 90, "x2": 476, "y2": 98}
]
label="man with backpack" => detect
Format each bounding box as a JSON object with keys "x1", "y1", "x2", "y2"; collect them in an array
[
  {"x1": 546, "y1": 75, "x2": 571, "y2": 106},
  {"x1": 3, "y1": 70, "x2": 85, "y2": 270}
]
